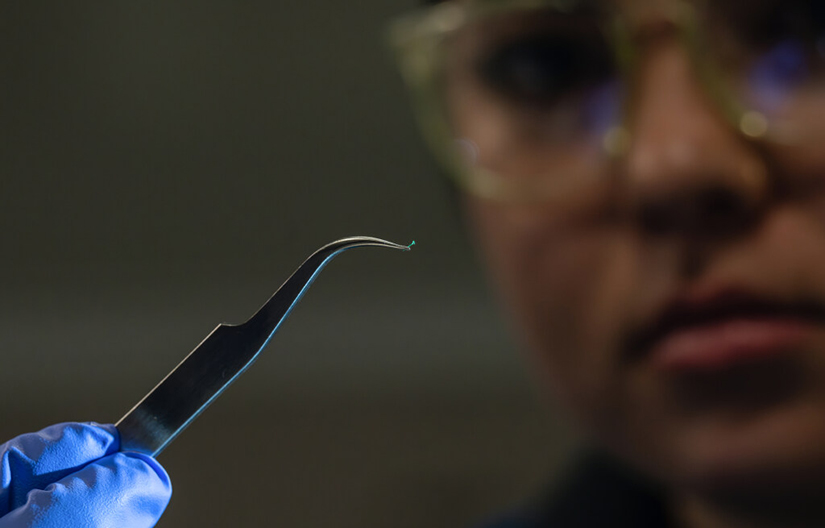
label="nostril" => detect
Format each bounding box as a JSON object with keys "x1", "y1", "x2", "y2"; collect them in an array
[
  {"x1": 699, "y1": 188, "x2": 744, "y2": 222},
  {"x1": 639, "y1": 202, "x2": 676, "y2": 235}
]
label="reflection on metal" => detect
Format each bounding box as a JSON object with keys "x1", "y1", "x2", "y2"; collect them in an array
[
  {"x1": 117, "y1": 236, "x2": 412, "y2": 457},
  {"x1": 603, "y1": 126, "x2": 631, "y2": 156},
  {"x1": 739, "y1": 111, "x2": 769, "y2": 139}
]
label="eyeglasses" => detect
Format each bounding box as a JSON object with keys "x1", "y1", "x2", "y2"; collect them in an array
[{"x1": 389, "y1": 0, "x2": 825, "y2": 203}]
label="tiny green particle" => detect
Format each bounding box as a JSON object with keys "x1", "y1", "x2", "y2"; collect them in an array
[{"x1": 408, "y1": 240, "x2": 416, "y2": 249}]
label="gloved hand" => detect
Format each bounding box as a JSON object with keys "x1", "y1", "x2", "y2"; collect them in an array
[{"x1": 0, "y1": 422, "x2": 171, "y2": 528}]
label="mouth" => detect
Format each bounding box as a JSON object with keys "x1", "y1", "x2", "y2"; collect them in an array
[{"x1": 627, "y1": 289, "x2": 825, "y2": 372}]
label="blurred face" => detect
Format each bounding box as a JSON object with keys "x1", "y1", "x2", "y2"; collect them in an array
[{"x1": 452, "y1": 0, "x2": 825, "y2": 505}]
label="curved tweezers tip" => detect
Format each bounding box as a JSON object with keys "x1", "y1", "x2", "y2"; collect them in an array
[{"x1": 243, "y1": 236, "x2": 411, "y2": 331}]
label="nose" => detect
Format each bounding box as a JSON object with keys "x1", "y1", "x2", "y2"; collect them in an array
[{"x1": 622, "y1": 37, "x2": 769, "y2": 238}]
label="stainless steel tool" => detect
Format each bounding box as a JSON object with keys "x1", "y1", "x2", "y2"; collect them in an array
[{"x1": 116, "y1": 236, "x2": 412, "y2": 457}]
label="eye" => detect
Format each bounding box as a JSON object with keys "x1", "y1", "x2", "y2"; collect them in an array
[{"x1": 475, "y1": 34, "x2": 614, "y2": 106}]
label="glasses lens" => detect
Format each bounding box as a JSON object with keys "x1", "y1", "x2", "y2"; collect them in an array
[
  {"x1": 435, "y1": 6, "x2": 622, "y2": 197},
  {"x1": 702, "y1": 0, "x2": 825, "y2": 143}
]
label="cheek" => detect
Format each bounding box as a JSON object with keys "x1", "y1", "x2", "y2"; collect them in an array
[
  {"x1": 463, "y1": 198, "x2": 644, "y2": 421},
  {"x1": 765, "y1": 202, "x2": 825, "y2": 289},
  {"x1": 715, "y1": 198, "x2": 825, "y2": 301}
]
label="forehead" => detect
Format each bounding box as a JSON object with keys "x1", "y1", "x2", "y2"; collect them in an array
[
  {"x1": 454, "y1": 0, "x2": 782, "y2": 17},
  {"x1": 447, "y1": 0, "x2": 802, "y2": 36},
  {"x1": 576, "y1": 0, "x2": 787, "y2": 32}
]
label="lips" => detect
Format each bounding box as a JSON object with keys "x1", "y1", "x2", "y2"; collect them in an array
[{"x1": 628, "y1": 289, "x2": 825, "y2": 372}]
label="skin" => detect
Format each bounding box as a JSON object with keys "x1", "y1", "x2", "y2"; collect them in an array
[{"x1": 458, "y1": 2, "x2": 825, "y2": 527}]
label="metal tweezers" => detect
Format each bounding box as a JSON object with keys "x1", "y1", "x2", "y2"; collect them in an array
[{"x1": 116, "y1": 236, "x2": 412, "y2": 457}]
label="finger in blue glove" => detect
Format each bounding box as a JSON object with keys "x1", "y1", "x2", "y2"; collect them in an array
[{"x1": 0, "y1": 423, "x2": 171, "y2": 528}]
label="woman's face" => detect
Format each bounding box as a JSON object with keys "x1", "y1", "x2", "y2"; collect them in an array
[{"x1": 461, "y1": 0, "x2": 825, "y2": 502}]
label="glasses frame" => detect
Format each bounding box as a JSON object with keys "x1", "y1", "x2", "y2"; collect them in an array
[{"x1": 389, "y1": 0, "x2": 772, "y2": 202}]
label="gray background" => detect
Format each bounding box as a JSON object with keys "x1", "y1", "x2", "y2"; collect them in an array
[{"x1": 0, "y1": 1, "x2": 576, "y2": 525}]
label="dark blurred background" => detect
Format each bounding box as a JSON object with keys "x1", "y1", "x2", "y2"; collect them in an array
[{"x1": 0, "y1": 1, "x2": 575, "y2": 525}]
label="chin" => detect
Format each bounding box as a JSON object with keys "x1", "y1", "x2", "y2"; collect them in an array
[{"x1": 663, "y1": 401, "x2": 825, "y2": 499}]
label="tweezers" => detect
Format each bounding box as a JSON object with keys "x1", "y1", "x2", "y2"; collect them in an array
[{"x1": 116, "y1": 236, "x2": 412, "y2": 457}]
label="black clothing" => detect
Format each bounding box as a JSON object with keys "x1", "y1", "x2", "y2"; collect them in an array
[{"x1": 481, "y1": 452, "x2": 671, "y2": 527}]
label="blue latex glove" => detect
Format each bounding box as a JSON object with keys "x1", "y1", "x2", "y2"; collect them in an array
[{"x1": 0, "y1": 422, "x2": 171, "y2": 528}]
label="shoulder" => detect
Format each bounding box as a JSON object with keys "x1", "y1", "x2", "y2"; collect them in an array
[
  {"x1": 474, "y1": 510, "x2": 540, "y2": 528},
  {"x1": 475, "y1": 450, "x2": 670, "y2": 528}
]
